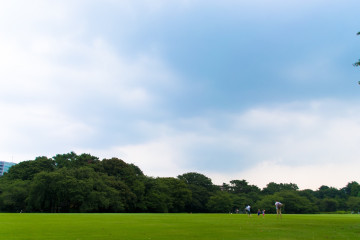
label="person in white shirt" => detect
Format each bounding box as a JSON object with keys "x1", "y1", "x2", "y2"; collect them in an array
[
  {"x1": 245, "y1": 205, "x2": 251, "y2": 216},
  {"x1": 275, "y1": 201, "x2": 283, "y2": 217}
]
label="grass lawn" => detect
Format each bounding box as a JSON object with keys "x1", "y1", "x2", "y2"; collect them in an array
[{"x1": 0, "y1": 213, "x2": 359, "y2": 240}]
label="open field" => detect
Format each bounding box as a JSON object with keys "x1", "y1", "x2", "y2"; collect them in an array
[{"x1": 0, "y1": 213, "x2": 359, "y2": 240}]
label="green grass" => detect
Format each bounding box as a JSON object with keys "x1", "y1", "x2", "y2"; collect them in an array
[{"x1": 0, "y1": 213, "x2": 359, "y2": 240}]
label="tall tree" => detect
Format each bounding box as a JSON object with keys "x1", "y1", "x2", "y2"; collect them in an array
[
  {"x1": 319, "y1": 198, "x2": 339, "y2": 212},
  {"x1": 262, "y1": 182, "x2": 298, "y2": 195},
  {"x1": 342, "y1": 181, "x2": 360, "y2": 197},
  {"x1": 207, "y1": 191, "x2": 232, "y2": 213},
  {"x1": 178, "y1": 172, "x2": 216, "y2": 212},
  {"x1": 7, "y1": 156, "x2": 55, "y2": 181},
  {"x1": 274, "y1": 191, "x2": 317, "y2": 213},
  {"x1": 142, "y1": 177, "x2": 191, "y2": 213},
  {"x1": 98, "y1": 158, "x2": 146, "y2": 211},
  {"x1": 347, "y1": 197, "x2": 360, "y2": 211},
  {"x1": 53, "y1": 152, "x2": 77, "y2": 168},
  {"x1": 316, "y1": 185, "x2": 343, "y2": 199},
  {"x1": 0, "y1": 179, "x2": 29, "y2": 212},
  {"x1": 354, "y1": 32, "x2": 360, "y2": 67},
  {"x1": 53, "y1": 152, "x2": 100, "y2": 169},
  {"x1": 230, "y1": 179, "x2": 260, "y2": 194}
]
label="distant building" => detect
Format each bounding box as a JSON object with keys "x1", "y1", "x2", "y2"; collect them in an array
[{"x1": 0, "y1": 161, "x2": 16, "y2": 176}]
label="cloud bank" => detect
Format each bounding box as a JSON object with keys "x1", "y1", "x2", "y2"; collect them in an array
[{"x1": 0, "y1": 0, "x2": 359, "y2": 190}]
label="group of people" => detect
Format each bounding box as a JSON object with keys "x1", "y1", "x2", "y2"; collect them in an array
[
  {"x1": 244, "y1": 201, "x2": 283, "y2": 217},
  {"x1": 257, "y1": 209, "x2": 266, "y2": 216}
]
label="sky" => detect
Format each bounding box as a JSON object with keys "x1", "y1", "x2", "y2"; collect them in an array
[{"x1": 1, "y1": 0, "x2": 360, "y2": 190}]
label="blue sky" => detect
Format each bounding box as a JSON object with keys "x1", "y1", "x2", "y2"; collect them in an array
[{"x1": 1, "y1": 0, "x2": 360, "y2": 189}]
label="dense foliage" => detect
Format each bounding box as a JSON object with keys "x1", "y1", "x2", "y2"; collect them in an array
[{"x1": 0, "y1": 152, "x2": 359, "y2": 213}]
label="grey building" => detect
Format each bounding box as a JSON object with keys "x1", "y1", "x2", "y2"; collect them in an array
[{"x1": 0, "y1": 161, "x2": 16, "y2": 176}]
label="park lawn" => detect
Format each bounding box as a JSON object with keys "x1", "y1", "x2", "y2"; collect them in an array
[{"x1": 0, "y1": 213, "x2": 359, "y2": 240}]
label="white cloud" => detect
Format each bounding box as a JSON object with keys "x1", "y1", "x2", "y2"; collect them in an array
[
  {"x1": 80, "y1": 136, "x2": 191, "y2": 178},
  {"x1": 0, "y1": 31, "x2": 177, "y2": 108},
  {"x1": 1, "y1": 1, "x2": 359, "y2": 192},
  {"x1": 82, "y1": 99, "x2": 360, "y2": 190},
  {"x1": 234, "y1": 100, "x2": 360, "y2": 166},
  {"x1": 0, "y1": 102, "x2": 95, "y2": 162},
  {"x1": 207, "y1": 161, "x2": 359, "y2": 190},
  {"x1": 0, "y1": 0, "x2": 179, "y2": 106},
  {"x1": 0, "y1": 0, "x2": 181, "y2": 162}
]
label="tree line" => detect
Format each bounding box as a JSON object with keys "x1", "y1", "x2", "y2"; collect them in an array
[{"x1": 0, "y1": 152, "x2": 359, "y2": 213}]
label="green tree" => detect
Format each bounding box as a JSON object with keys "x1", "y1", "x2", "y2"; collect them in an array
[
  {"x1": 220, "y1": 183, "x2": 231, "y2": 192},
  {"x1": 298, "y1": 189, "x2": 319, "y2": 212},
  {"x1": 178, "y1": 172, "x2": 216, "y2": 212},
  {"x1": 142, "y1": 177, "x2": 191, "y2": 213},
  {"x1": 103, "y1": 175, "x2": 136, "y2": 212},
  {"x1": 7, "y1": 156, "x2": 55, "y2": 181},
  {"x1": 230, "y1": 194, "x2": 252, "y2": 213},
  {"x1": 229, "y1": 180, "x2": 260, "y2": 194},
  {"x1": 159, "y1": 177, "x2": 191, "y2": 212},
  {"x1": 354, "y1": 32, "x2": 360, "y2": 67},
  {"x1": 255, "y1": 194, "x2": 278, "y2": 214},
  {"x1": 53, "y1": 152, "x2": 77, "y2": 168},
  {"x1": 97, "y1": 158, "x2": 146, "y2": 211},
  {"x1": 347, "y1": 197, "x2": 360, "y2": 212},
  {"x1": 342, "y1": 181, "x2": 360, "y2": 197},
  {"x1": 27, "y1": 167, "x2": 128, "y2": 213},
  {"x1": 316, "y1": 185, "x2": 343, "y2": 199},
  {"x1": 53, "y1": 152, "x2": 99, "y2": 169},
  {"x1": 319, "y1": 198, "x2": 339, "y2": 212},
  {"x1": 207, "y1": 191, "x2": 232, "y2": 213},
  {"x1": 274, "y1": 191, "x2": 317, "y2": 213},
  {"x1": 262, "y1": 182, "x2": 298, "y2": 195},
  {"x1": 225, "y1": 180, "x2": 260, "y2": 211},
  {"x1": 28, "y1": 171, "x2": 61, "y2": 212},
  {"x1": 0, "y1": 179, "x2": 29, "y2": 212},
  {"x1": 142, "y1": 177, "x2": 171, "y2": 213}
]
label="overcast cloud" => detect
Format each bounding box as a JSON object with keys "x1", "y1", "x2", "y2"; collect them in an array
[{"x1": 1, "y1": 0, "x2": 360, "y2": 190}]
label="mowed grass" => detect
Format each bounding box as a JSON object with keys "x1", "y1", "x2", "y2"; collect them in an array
[{"x1": 0, "y1": 213, "x2": 359, "y2": 240}]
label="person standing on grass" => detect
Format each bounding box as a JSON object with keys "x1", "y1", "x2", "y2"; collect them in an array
[
  {"x1": 262, "y1": 209, "x2": 265, "y2": 217},
  {"x1": 257, "y1": 209, "x2": 261, "y2": 216},
  {"x1": 275, "y1": 201, "x2": 283, "y2": 217},
  {"x1": 245, "y1": 205, "x2": 251, "y2": 216}
]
